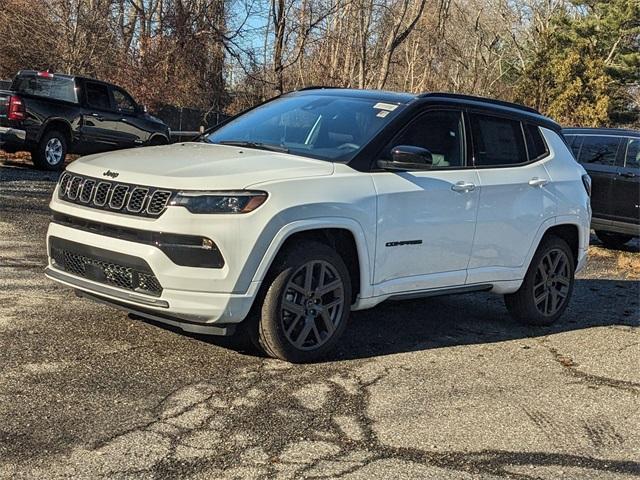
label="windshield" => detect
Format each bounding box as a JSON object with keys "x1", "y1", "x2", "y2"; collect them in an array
[{"x1": 205, "y1": 94, "x2": 405, "y2": 162}]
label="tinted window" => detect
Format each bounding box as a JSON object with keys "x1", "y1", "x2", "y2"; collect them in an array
[
  {"x1": 112, "y1": 88, "x2": 136, "y2": 114},
  {"x1": 14, "y1": 75, "x2": 77, "y2": 103},
  {"x1": 625, "y1": 138, "x2": 640, "y2": 169},
  {"x1": 524, "y1": 124, "x2": 547, "y2": 160},
  {"x1": 206, "y1": 94, "x2": 405, "y2": 162},
  {"x1": 85, "y1": 82, "x2": 111, "y2": 110},
  {"x1": 471, "y1": 114, "x2": 527, "y2": 166},
  {"x1": 565, "y1": 135, "x2": 582, "y2": 158},
  {"x1": 577, "y1": 136, "x2": 620, "y2": 165},
  {"x1": 388, "y1": 110, "x2": 464, "y2": 167}
]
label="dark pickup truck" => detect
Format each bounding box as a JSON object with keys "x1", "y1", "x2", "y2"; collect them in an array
[{"x1": 0, "y1": 70, "x2": 170, "y2": 170}]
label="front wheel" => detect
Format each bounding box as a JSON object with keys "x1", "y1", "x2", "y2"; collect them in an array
[
  {"x1": 250, "y1": 242, "x2": 351, "y2": 363},
  {"x1": 505, "y1": 236, "x2": 575, "y2": 326}
]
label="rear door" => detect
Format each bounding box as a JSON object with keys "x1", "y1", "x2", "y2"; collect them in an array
[
  {"x1": 466, "y1": 113, "x2": 554, "y2": 284},
  {"x1": 80, "y1": 81, "x2": 123, "y2": 153},
  {"x1": 572, "y1": 135, "x2": 621, "y2": 221},
  {"x1": 611, "y1": 137, "x2": 640, "y2": 226}
]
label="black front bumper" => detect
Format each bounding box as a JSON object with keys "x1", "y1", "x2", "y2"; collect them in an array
[{"x1": 0, "y1": 126, "x2": 27, "y2": 151}]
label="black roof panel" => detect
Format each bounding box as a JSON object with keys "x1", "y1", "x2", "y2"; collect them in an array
[{"x1": 562, "y1": 127, "x2": 640, "y2": 138}]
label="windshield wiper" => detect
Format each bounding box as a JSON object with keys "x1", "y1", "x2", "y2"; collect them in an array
[{"x1": 217, "y1": 140, "x2": 289, "y2": 153}]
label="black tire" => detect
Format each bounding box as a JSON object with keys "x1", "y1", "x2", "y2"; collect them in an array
[
  {"x1": 248, "y1": 241, "x2": 351, "y2": 363},
  {"x1": 595, "y1": 230, "x2": 632, "y2": 250},
  {"x1": 32, "y1": 130, "x2": 67, "y2": 171},
  {"x1": 147, "y1": 136, "x2": 168, "y2": 146},
  {"x1": 505, "y1": 235, "x2": 575, "y2": 326}
]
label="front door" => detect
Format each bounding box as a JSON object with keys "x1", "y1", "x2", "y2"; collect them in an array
[
  {"x1": 372, "y1": 109, "x2": 480, "y2": 295},
  {"x1": 80, "y1": 81, "x2": 123, "y2": 153},
  {"x1": 110, "y1": 86, "x2": 147, "y2": 148}
]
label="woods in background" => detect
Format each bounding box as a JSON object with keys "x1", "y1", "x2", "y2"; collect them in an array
[{"x1": 0, "y1": 0, "x2": 638, "y2": 127}]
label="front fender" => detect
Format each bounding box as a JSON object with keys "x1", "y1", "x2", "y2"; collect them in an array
[{"x1": 245, "y1": 217, "x2": 374, "y2": 300}]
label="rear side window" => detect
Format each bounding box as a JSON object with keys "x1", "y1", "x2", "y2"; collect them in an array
[
  {"x1": 577, "y1": 136, "x2": 620, "y2": 165},
  {"x1": 85, "y1": 82, "x2": 111, "y2": 110},
  {"x1": 524, "y1": 124, "x2": 548, "y2": 160},
  {"x1": 625, "y1": 138, "x2": 640, "y2": 169},
  {"x1": 471, "y1": 114, "x2": 527, "y2": 166},
  {"x1": 13, "y1": 75, "x2": 77, "y2": 103}
]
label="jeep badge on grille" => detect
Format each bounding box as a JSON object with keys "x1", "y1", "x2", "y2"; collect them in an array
[{"x1": 103, "y1": 170, "x2": 119, "y2": 178}]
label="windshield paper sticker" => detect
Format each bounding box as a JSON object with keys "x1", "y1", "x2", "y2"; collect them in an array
[{"x1": 373, "y1": 102, "x2": 398, "y2": 111}]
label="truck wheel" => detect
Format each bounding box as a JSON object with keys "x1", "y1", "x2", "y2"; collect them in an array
[
  {"x1": 251, "y1": 241, "x2": 351, "y2": 363},
  {"x1": 504, "y1": 235, "x2": 575, "y2": 326},
  {"x1": 595, "y1": 231, "x2": 632, "y2": 250},
  {"x1": 32, "y1": 130, "x2": 67, "y2": 171}
]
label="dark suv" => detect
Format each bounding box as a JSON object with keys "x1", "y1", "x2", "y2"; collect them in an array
[
  {"x1": 0, "y1": 70, "x2": 170, "y2": 170},
  {"x1": 563, "y1": 128, "x2": 639, "y2": 248}
]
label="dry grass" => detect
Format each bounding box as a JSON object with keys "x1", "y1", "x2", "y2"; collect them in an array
[{"x1": 588, "y1": 245, "x2": 640, "y2": 280}]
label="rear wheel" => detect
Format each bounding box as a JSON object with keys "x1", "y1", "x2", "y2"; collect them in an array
[
  {"x1": 32, "y1": 130, "x2": 67, "y2": 171},
  {"x1": 249, "y1": 242, "x2": 351, "y2": 363},
  {"x1": 505, "y1": 236, "x2": 575, "y2": 326},
  {"x1": 595, "y1": 230, "x2": 632, "y2": 250}
]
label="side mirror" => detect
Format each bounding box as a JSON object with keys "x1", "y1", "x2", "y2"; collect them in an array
[
  {"x1": 378, "y1": 145, "x2": 433, "y2": 171},
  {"x1": 138, "y1": 104, "x2": 148, "y2": 114}
]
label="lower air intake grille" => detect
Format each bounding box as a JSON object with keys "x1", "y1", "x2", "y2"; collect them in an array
[{"x1": 49, "y1": 237, "x2": 163, "y2": 297}]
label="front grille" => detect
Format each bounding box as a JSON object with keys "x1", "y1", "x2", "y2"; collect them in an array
[
  {"x1": 57, "y1": 172, "x2": 174, "y2": 218},
  {"x1": 50, "y1": 237, "x2": 163, "y2": 297}
]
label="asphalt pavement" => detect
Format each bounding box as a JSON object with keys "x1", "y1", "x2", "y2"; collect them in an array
[{"x1": 0, "y1": 159, "x2": 639, "y2": 479}]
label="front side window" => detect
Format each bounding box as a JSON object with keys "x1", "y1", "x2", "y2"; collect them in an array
[
  {"x1": 577, "y1": 136, "x2": 620, "y2": 165},
  {"x1": 471, "y1": 114, "x2": 527, "y2": 167},
  {"x1": 206, "y1": 94, "x2": 405, "y2": 162},
  {"x1": 624, "y1": 138, "x2": 640, "y2": 169},
  {"x1": 112, "y1": 88, "x2": 137, "y2": 114},
  {"x1": 85, "y1": 82, "x2": 111, "y2": 110},
  {"x1": 386, "y1": 110, "x2": 464, "y2": 167}
]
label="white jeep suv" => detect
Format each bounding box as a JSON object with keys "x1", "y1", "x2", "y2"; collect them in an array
[{"x1": 46, "y1": 89, "x2": 591, "y2": 362}]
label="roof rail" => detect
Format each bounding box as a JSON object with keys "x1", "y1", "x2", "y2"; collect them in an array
[
  {"x1": 295, "y1": 85, "x2": 341, "y2": 91},
  {"x1": 419, "y1": 92, "x2": 541, "y2": 115}
]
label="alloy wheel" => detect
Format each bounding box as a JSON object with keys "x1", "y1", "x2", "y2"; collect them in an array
[
  {"x1": 45, "y1": 138, "x2": 64, "y2": 165},
  {"x1": 280, "y1": 260, "x2": 345, "y2": 350},
  {"x1": 533, "y1": 248, "x2": 571, "y2": 316}
]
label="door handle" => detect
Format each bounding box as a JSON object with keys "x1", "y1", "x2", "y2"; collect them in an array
[
  {"x1": 528, "y1": 177, "x2": 549, "y2": 187},
  {"x1": 618, "y1": 172, "x2": 636, "y2": 178},
  {"x1": 451, "y1": 181, "x2": 476, "y2": 192},
  {"x1": 91, "y1": 113, "x2": 104, "y2": 121}
]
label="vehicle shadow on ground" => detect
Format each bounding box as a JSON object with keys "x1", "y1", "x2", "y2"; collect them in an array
[{"x1": 168, "y1": 277, "x2": 638, "y2": 362}]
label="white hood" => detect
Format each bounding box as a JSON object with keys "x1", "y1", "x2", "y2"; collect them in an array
[{"x1": 67, "y1": 142, "x2": 335, "y2": 190}]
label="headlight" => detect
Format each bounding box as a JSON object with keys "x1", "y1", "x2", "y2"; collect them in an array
[{"x1": 171, "y1": 191, "x2": 268, "y2": 214}]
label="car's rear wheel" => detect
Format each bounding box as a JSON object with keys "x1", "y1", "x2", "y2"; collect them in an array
[
  {"x1": 250, "y1": 241, "x2": 351, "y2": 363},
  {"x1": 505, "y1": 236, "x2": 575, "y2": 326},
  {"x1": 595, "y1": 230, "x2": 633, "y2": 250},
  {"x1": 32, "y1": 130, "x2": 67, "y2": 171}
]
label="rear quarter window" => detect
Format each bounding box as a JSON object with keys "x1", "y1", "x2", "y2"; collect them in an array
[
  {"x1": 524, "y1": 124, "x2": 548, "y2": 161},
  {"x1": 13, "y1": 75, "x2": 77, "y2": 103}
]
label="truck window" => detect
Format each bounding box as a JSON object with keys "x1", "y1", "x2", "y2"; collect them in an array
[
  {"x1": 112, "y1": 88, "x2": 137, "y2": 114},
  {"x1": 13, "y1": 75, "x2": 77, "y2": 103},
  {"x1": 85, "y1": 82, "x2": 111, "y2": 110}
]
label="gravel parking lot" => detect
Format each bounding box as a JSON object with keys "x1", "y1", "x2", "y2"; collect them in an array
[{"x1": 1, "y1": 158, "x2": 639, "y2": 479}]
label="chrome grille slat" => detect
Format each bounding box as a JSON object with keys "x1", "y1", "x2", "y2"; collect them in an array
[{"x1": 57, "y1": 173, "x2": 173, "y2": 218}]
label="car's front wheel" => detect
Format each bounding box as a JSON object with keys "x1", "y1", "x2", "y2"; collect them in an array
[
  {"x1": 505, "y1": 235, "x2": 575, "y2": 326},
  {"x1": 251, "y1": 241, "x2": 351, "y2": 363}
]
